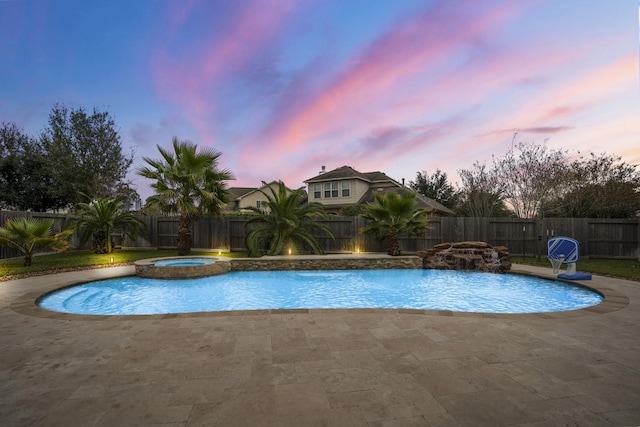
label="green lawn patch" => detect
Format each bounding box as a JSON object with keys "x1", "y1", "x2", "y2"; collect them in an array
[
  {"x1": 0, "y1": 249, "x2": 248, "y2": 281},
  {"x1": 2, "y1": 250, "x2": 638, "y2": 282},
  {"x1": 516, "y1": 257, "x2": 640, "y2": 282}
]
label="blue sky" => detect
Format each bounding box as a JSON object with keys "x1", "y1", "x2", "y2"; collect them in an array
[{"x1": 1, "y1": 0, "x2": 638, "y2": 200}]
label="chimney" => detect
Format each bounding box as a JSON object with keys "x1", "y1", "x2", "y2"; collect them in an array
[
  {"x1": 402, "y1": 178, "x2": 405, "y2": 186},
  {"x1": 319, "y1": 165, "x2": 326, "y2": 175}
]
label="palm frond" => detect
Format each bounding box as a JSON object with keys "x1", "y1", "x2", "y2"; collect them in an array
[
  {"x1": 0, "y1": 217, "x2": 72, "y2": 266},
  {"x1": 360, "y1": 191, "x2": 430, "y2": 254},
  {"x1": 243, "y1": 181, "x2": 334, "y2": 256}
]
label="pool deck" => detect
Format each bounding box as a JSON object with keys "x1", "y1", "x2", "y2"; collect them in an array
[{"x1": 1, "y1": 258, "x2": 639, "y2": 426}]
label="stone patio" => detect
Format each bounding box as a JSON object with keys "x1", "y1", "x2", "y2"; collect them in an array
[{"x1": 1, "y1": 260, "x2": 638, "y2": 426}]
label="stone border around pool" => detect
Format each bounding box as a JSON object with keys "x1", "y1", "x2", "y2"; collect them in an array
[
  {"x1": 135, "y1": 256, "x2": 228, "y2": 279},
  {"x1": 10, "y1": 255, "x2": 629, "y2": 320}
]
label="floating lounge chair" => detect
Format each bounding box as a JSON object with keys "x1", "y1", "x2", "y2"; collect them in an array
[{"x1": 547, "y1": 236, "x2": 592, "y2": 280}]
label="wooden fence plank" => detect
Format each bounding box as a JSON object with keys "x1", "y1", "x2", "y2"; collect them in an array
[{"x1": 1, "y1": 211, "x2": 638, "y2": 260}]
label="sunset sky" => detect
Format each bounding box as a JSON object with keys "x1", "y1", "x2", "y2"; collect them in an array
[{"x1": 1, "y1": 0, "x2": 638, "y2": 200}]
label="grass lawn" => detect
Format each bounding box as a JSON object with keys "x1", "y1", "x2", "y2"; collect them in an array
[
  {"x1": 1, "y1": 250, "x2": 638, "y2": 282},
  {"x1": 515, "y1": 256, "x2": 640, "y2": 282},
  {"x1": 0, "y1": 249, "x2": 248, "y2": 281}
]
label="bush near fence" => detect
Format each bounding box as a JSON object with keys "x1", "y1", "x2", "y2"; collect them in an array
[{"x1": 1, "y1": 212, "x2": 638, "y2": 260}]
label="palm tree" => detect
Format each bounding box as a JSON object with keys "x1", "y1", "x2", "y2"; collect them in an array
[
  {"x1": 0, "y1": 217, "x2": 72, "y2": 266},
  {"x1": 137, "y1": 137, "x2": 233, "y2": 255},
  {"x1": 66, "y1": 196, "x2": 145, "y2": 254},
  {"x1": 244, "y1": 181, "x2": 335, "y2": 256},
  {"x1": 360, "y1": 191, "x2": 430, "y2": 256}
]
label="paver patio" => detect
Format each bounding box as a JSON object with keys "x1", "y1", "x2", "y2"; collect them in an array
[{"x1": 1, "y1": 261, "x2": 638, "y2": 426}]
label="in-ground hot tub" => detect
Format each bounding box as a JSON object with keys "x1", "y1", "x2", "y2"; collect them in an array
[{"x1": 134, "y1": 256, "x2": 230, "y2": 279}]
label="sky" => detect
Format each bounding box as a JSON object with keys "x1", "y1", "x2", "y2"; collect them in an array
[{"x1": 1, "y1": 0, "x2": 639, "y2": 201}]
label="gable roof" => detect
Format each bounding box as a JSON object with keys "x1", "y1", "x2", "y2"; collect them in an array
[
  {"x1": 227, "y1": 187, "x2": 255, "y2": 200},
  {"x1": 225, "y1": 181, "x2": 304, "y2": 211},
  {"x1": 228, "y1": 181, "x2": 299, "y2": 202},
  {"x1": 362, "y1": 171, "x2": 394, "y2": 182},
  {"x1": 304, "y1": 165, "x2": 367, "y2": 183},
  {"x1": 304, "y1": 165, "x2": 400, "y2": 185}
]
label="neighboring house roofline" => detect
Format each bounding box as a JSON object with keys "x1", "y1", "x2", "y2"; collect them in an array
[
  {"x1": 225, "y1": 181, "x2": 304, "y2": 212},
  {"x1": 304, "y1": 165, "x2": 371, "y2": 183},
  {"x1": 236, "y1": 180, "x2": 283, "y2": 201},
  {"x1": 304, "y1": 165, "x2": 454, "y2": 216},
  {"x1": 227, "y1": 187, "x2": 255, "y2": 200},
  {"x1": 229, "y1": 181, "x2": 295, "y2": 202}
]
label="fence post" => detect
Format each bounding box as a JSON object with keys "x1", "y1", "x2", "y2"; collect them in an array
[{"x1": 637, "y1": 218, "x2": 640, "y2": 262}]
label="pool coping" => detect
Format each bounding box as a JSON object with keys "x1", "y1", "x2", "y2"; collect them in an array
[
  {"x1": 135, "y1": 255, "x2": 229, "y2": 278},
  {"x1": 8, "y1": 256, "x2": 630, "y2": 321}
]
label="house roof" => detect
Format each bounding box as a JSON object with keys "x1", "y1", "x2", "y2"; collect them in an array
[
  {"x1": 362, "y1": 171, "x2": 395, "y2": 183},
  {"x1": 228, "y1": 181, "x2": 299, "y2": 202},
  {"x1": 304, "y1": 165, "x2": 454, "y2": 215},
  {"x1": 227, "y1": 187, "x2": 255, "y2": 200},
  {"x1": 305, "y1": 165, "x2": 371, "y2": 183},
  {"x1": 305, "y1": 165, "x2": 404, "y2": 186}
]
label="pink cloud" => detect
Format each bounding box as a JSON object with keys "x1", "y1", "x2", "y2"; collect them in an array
[
  {"x1": 548, "y1": 54, "x2": 637, "y2": 105},
  {"x1": 538, "y1": 105, "x2": 587, "y2": 123},
  {"x1": 477, "y1": 126, "x2": 573, "y2": 138},
  {"x1": 141, "y1": 0, "x2": 638, "y2": 191},
  {"x1": 230, "y1": 2, "x2": 559, "y2": 186},
  {"x1": 477, "y1": 53, "x2": 637, "y2": 145},
  {"x1": 162, "y1": 0, "x2": 200, "y2": 36},
  {"x1": 243, "y1": 1, "x2": 533, "y2": 165},
  {"x1": 151, "y1": 0, "x2": 298, "y2": 140},
  {"x1": 262, "y1": 3, "x2": 528, "y2": 150}
]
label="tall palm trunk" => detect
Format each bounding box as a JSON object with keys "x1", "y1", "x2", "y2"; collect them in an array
[
  {"x1": 177, "y1": 215, "x2": 192, "y2": 256},
  {"x1": 92, "y1": 230, "x2": 108, "y2": 254},
  {"x1": 387, "y1": 235, "x2": 401, "y2": 256}
]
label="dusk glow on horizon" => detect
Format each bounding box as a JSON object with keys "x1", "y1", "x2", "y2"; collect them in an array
[{"x1": 1, "y1": 0, "x2": 638, "y2": 200}]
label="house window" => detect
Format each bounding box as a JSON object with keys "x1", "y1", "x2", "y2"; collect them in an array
[
  {"x1": 313, "y1": 183, "x2": 321, "y2": 199},
  {"x1": 324, "y1": 182, "x2": 338, "y2": 198},
  {"x1": 341, "y1": 180, "x2": 350, "y2": 197}
]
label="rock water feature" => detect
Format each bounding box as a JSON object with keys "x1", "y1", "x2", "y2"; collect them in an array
[{"x1": 417, "y1": 241, "x2": 511, "y2": 273}]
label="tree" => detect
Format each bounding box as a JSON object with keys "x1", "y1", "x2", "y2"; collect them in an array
[
  {"x1": 66, "y1": 196, "x2": 145, "y2": 254},
  {"x1": 492, "y1": 141, "x2": 567, "y2": 218},
  {"x1": 410, "y1": 169, "x2": 459, "y2": 210},
  {"x1": 360, "y1": 191, "x2": 429, "y2": 256},
  {"x1": 137, "y1": 137, "x2": 233, "y2": 255},
  {"x1": 456, "y1": 162, "x2": 511, "y2": 217},
  {"x1": 244, "y1": 181, "x2": 335, "y2": 257},
  {"x1": 545, "y1": 153, "x2": 640, "y2": 218},
  {"x1": 0, "y1": 217, "x2": 72, "y2": 266},
  {"x1": 0, "y1": 122, "x2": 25, "y2": 209},
  {"x1": 0, "y1": 122, "x2": 61, "y2": 211},
  {"x1": 40, "y1": 104, "x2": 137, "y2": 207}
]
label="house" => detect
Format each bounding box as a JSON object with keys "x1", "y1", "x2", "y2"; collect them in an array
[
  {"x1": 225, "y1": 181, "x2": 294, "y2": 212},
  {"x1": 304, "y1": 165, "x2": 454, "y2": 216}
]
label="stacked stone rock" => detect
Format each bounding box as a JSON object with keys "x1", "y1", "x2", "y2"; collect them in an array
[{"x1": 417, "y1": 241, "x2": 511, "y2": 273}]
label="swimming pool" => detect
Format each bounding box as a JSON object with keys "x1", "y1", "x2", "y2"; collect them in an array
[
  {"x1": 37, "y1": 269, "x2": 603, "y2": 315},
  {"x1": 153, "y1": 257, "x2": 215, "y2": 267}
]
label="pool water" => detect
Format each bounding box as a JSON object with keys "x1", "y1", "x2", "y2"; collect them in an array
[
  {"x1": 154, "y1": 258, "x2": 215, "y2": 267},
  {"x1": 37, "y1": 269, "x2": 603, "y2": 315}
]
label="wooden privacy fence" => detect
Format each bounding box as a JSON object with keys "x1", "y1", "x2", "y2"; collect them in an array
[{"x1": 1, "y1": 211, "x2": 638, "y2": 260}]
